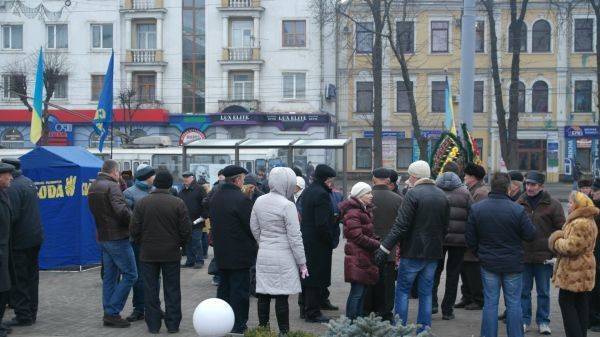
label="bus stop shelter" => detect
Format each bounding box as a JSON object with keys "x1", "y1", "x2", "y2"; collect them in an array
[{"x1": 182, "y1": 138, "x2": 350, "y2": 194}]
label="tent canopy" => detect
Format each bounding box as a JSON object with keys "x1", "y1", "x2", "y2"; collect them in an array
[{"x1": 20, "y1": 146, "x2": 103, "y2": 169}]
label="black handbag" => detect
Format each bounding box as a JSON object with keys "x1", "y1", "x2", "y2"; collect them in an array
[{"x1": 207, "y1": 258, "x2": 219, "y2": 275}]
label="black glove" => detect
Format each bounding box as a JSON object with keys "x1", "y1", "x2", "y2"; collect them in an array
[{"x1": 373, "y1": 247, "x2": 388, "y2": 267}]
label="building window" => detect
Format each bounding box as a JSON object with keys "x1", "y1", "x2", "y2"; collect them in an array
[
  {"x1": 91, "y1": 75, "x2": 104, "y2": 101},
  {"x1": 508, "y1": 22, "x2": 527, "y2": 52},
  {"x1": 474, "y1": 81, "x2": 484, "y2": 113},
  {"x1": 2, "y1": 74, "x2": 25, "y2": 99},
  {"x1": 91, "y1": 23, "x2": 113, "y2": 49},
  {"x1": 54, "y1": 75, "x2": 68, "y2": 99},
  {"x1": 396, "y1": 139, "x2": 413, "y2": 169},
  {"x1": 182, "y1": 0, "x2": 205, "y2": 113},
  {"x1": 508, "y1": 81, "x2": 526, "y2": 113},
  {"x1": 282, "y1": 20, "x2": 306, "y2": 48},
  {"x1": 89, "y1": 132, "x2": 113, "y2": 149},
  {"x1": 431, "y1": 21, "x2": 449, "y2": 53},
  {"x1": 532, "y1": 81, "x2": 548, "y2": 113},
  {"x1": 135, "y1": 73, "x2": 156, "y2": 102},
  {"x1": 532, "y1": 20, "x2": 551, "y2": 52},
  {"x1": 356, "y1": 81, "x2": 373, "y2": 113},
  {"x1": 283, "y1": 72, "x2": 306, "y2": 99},
  {"x1": 47, "y1": 24, "x2": 68, "y2": 49},
  {"x1": 575, "y1": 19, "x2": 593, "y2": 52},
  {"x1": 2, "y1": 25, "x2": 23, "y2": 50},
  {"x1": 356, "y1": 138, "x2": 372, "y2": 169},
  {"x1": 396, "y1": 21, "x2": 414, "y2": 53},
  {"x1": 431, "y1": 81, "x2": 446, "y2": 113},
  {"x1": 231, "y1": 72, "x2": 253, "y2": 100},
  {"x1": 396, "y1": 81, "x2": 412, "y2": 113},
  {"x1": 574, "y1": 80, "x2": 592, "y2": 112},
  {"x1": 475, "y1": 138, "x2": 484, "y2": 161},
  {"x1": 0, "y1": 128, "x2": 24, "y2": 149},
  {"x1": 475, "y1": 21, "x2": 485, "y2": 53},
  {"x1": 137, "y1": 23, "x2": 156, "y2": 49},
  {"x1": 356, "y1": 22, "x2": 373, "y2": 53},
  {"x1": 518, "y1": 140, "x2": 547, "y2": 171}
]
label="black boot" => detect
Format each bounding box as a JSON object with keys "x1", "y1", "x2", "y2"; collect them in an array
[
  {"x1": 257, "y1": 294, "x2": 271, "y2": 328},
  {"x1": 275, "y1": 295, "x2": 290, "y2": 335}
]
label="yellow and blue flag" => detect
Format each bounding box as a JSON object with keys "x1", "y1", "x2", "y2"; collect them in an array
[
  {"x1": 93, "y1": 50, "x2": 114, "y2": 152},
  {"x1": 30, "y1": 48, "x2": 44, "y2": 144},
  {"x1": 445, "y1": 76, "x2": 457, "y2": 135}
]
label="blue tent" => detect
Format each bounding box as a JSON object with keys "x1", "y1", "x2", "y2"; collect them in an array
[{"x1": 19, "y1": 146, "x2": 103, "y2": 269}]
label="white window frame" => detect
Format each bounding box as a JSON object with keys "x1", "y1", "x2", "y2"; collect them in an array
[
  {"x1": 282, "y1": 72, "x2": 306, "y2": 100},
  {"x1": 47, "y1": 24, "x2": 68, "y2": 49},
  {"x1": 354, "y1": 80, "x2": 374, "y2": 114},
  {"x1": 136, "y1": 23, "x2": 156, "y2": 50},
  {"x1": 231, "y1": 72, "x2": 253, "y2": 100},
  {"x1": 53, "y1": 75, "x2": 68, "y2": 100},
  {"x1": 428, "y1": 17, "x2": 453, "y2": 54},
  {"x1": 531, "y1": 77, "x2": 551, "y2": 113},
  {"x1": 2, "y1": 74, "x2": 24, "y2": 100},
  {"x1": 90, "y1": 23, "x2": 113, "y2": 49},
  {"x1": 395, "y1": 19, "x2": 417, "y2": 54},
  {"x1": 573, "y1": 15, "x2": 596, "y2": 53},
  {"x1": 572, "y1": 75, "x2": 596, "y2": 114},
  {"x1": 2, "y1": 24, "x2": 23, "y2": 50},
  {"x1": 504, "y1": 79, "x2": 528, "y2": 113},
  {"x1": 475, "y1": 18, "x2": 487, "y2": 54},
  {"x1": 354, "y1": 137, "x2": 373, "y2": 170},
  {"x1": 531, "y1": 18, "x2": 553, "y2": 53}
]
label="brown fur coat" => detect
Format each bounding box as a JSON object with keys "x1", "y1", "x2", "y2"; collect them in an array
[{"x1": 548, "y1": 206, "x2": 599, "y2": 292}]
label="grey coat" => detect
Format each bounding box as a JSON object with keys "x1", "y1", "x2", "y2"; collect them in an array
[
  {"x1": 251, "y1": 167, "x2": 306, "y2": 295},
  {"x1": 123, "y1": 182, "x2": 154, "y2": 209}
]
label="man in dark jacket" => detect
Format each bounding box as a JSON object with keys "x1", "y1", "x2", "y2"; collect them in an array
[
  {"x1": 0, "y1": 163, "x2": 14, "y2": 337},
  {"x1": 179, "y1": 171, "x2": 208, "y2": 269},
  {"x1": 466, "y1": 172, "x2": 536, "y2": 337},
  {"x1": 517, "y1": 171, "x2": 565, "y2": 335},
  {"x1": 374, "y1": 160, "x2": 449, "y2": 332},
  {"x1": 88, "y1": 159, "x2": 136, "y2": 328},
  {"x1": 130, "y1": 170, "x2": 192, "y2": 334},
  {"x1": 432, "y1": 171, "x2": 473, "y2": 321},
  {"x1": 2, "y1": 158, "x2": 43, "y2": 327},
  {"x1": 210, "y1": 165, "x2": 255, "y2": 333},
  {"x1": 299, "y1": 164, "x2": 337, "y2": 323},
  {"x1": 362, "y1": 168, "x2": 403, "y2": 321}
]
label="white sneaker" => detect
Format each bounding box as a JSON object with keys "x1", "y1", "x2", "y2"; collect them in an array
[
  {"x1": 539, "y1": 323, "x2": 551, "y2": 335},
  {"x1": 523, "y1": 324, "x2": 529, "y2": 333}
]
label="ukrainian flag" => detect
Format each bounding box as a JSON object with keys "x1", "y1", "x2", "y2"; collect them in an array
[
  {"x1": 445, "y1": 76, "x2": 457, "y2": 135},
  {"x1": 29, "y1": 48, "x2": 44, "y2": 144}
]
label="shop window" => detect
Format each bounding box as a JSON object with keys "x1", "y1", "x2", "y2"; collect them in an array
[
  {"x1": 356, "y1": 138, "x2": 372, "y2": 169},
  {"x1": 0, "y1": 128, "x2": 24, "y2": 149},
  {"x1": 518, "y1": 140, "x2": 546, "y2": 171},
  {"x1": 396, "y1": 139, "x2": 413, "y2": 169}
]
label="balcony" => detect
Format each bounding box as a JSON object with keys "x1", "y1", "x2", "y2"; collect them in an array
[
  {"x1": 218, "y1": 0, "x2": 264, "y2": 12},
  {"x1": 220, "y1": 48, "x2": 263, "y2": 64},
  {"x1": 127, "y1": 49, "x2": 162, "y2": 63},
  {"x1": 123, "y1": 0, "x2": 164, "y2": 9}
]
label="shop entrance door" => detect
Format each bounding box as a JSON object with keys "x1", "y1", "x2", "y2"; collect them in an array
[{"x1": 518, "y1": 140, "x2": 547, "y2": 171}]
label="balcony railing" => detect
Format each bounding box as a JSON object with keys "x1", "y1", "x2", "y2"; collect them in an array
[
  {"x1": 227, "y1": 48, "x2": 253, "y2": 61},
  {"x1": 131, "y1": 49, "x2": 158, "y2": 63},
  {"x1": 228, "y1": 0, "x2": 252, "y2": 7},
  {"x1": 133, "y1": 0, "x2": 153, "y2": 9},
  {"x1": 123, "y1": 0, "x2": 164, "y2": 10}
]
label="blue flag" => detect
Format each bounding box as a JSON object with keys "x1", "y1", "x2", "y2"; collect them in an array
[{"x1": 93, "y1": 50, "x2": 114, "y2": 152}]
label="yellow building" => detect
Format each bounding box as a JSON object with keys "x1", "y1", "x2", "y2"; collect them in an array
[{"x1": 337, "y1": 1, "x2": 598, "y2": 182}]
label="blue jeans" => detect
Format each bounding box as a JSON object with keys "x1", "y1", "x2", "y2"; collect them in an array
[
  {"x1": 99, "y1": 239, "x2": 137, "y2": 316},
  {"x1": 345, "y1": 282, "x2": 366, "y2": 320},
  {"x1": 201, "y1": 232, "x2": 209, "y2": 259},
  {"x1": 481, "y1": 267, "x2": 524, "y2": 337},
  {"x1": 184, "y1": 228, "x2": 204, "y2": 266},
  {"x1": 395, "y1": 258, "x2": 437, "y2": 333},
  {"x1": 521, "y1": 263, "x2": 553, "y2": 326}
]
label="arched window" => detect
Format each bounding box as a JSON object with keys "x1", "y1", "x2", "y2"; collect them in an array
[
  {"x1": 509, "y1": 81, "x2": 526, "y2": 112},
  {"x1": 89, "y1": 131, "x2": 113, "y2": 149},
  {"x1": 508, "y1": 22, "x2": 527, "y2": 52},
  {"x1": 0, "y1": 128, "x2": 24, "y2": 149},
  {"x1": 532, "y1": 20, "x2": 551, "y2": 52},
  {"x1": 532, "y1": 81, "x2": 549, "y2": 113}
]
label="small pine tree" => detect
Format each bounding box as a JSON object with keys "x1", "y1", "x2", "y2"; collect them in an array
[{"x1": 322, "y1": 313, "x2": 437, "y2": 337}]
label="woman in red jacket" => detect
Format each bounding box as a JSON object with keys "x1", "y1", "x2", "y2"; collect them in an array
[{"x1": 340, "y1": 182, "x2": 380, "y2": 320}]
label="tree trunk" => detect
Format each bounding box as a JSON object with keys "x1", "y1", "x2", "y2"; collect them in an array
[{"x1": 371, "y1": 0, "x2": 384, "y2": 168}]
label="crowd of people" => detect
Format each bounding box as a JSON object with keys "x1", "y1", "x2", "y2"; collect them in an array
[{"x1": 4, "y1": 154, "x2": 600, "y2": 337}]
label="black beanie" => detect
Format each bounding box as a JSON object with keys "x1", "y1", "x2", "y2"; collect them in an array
[{"x1": 153, "y1": 170, "x2": 173, "y2": 189}]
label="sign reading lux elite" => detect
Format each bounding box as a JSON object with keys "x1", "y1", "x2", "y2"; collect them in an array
[{"x1": 212, "y1": 113, "x2": 330, "y2": 124}]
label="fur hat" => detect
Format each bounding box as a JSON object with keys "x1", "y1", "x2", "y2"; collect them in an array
[
  {"x1": 407, "y1": 160, "x2": 431, "y2": 179},
  {"x1": 350, "y1": 182, "x2": 372, "y2": 199},
  {"x1": 153, "y1": 170, "x2": 173, "y2": 189},
  {"x1": 464, "y1": 163, "x2": 486, "y2": 180},
  {"x1": 578, "y1": 179, "x2": 593, "y2": 188},
  {"x1": 372, "y1": 167, "x2": 391, "y2": 179},
  {"x1": 314, "y1": 164, "x2": 336, "y2": 181}
]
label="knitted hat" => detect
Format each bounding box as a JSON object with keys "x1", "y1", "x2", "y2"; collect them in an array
[
  {"x1": 350, "y1": 182, "x2": 372, "y2": 199},
  {"x1": 571, "y1": 191, "x2": 594, "y2": 210},
  {"x1": 153, "y1": 170, "x2": 173, "y2": 189},
  {"x1": 135, "y1": 164, "x2": 155, "y2": 181},
  {"x1": 407, "y1": 160, "x2": 431, "y2": 179},
  {"x1": 296, "y1": 176, "x2": 305, "y2": 190}
]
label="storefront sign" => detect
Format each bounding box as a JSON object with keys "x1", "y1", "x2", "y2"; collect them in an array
[
  {"x1": 577, "y1": 138, "x2": 592, "y2": 148},
  {"x1": 564, "y1": 126, "x2": 600, "y2": 138},
  {"x1": 547, "y1": 141, "x2": 559, "y2": 167},
  {"x1": 382, "y1": 138, "x2": 397, "y2": 168},
  {"x1": 179, "y1": 128, "x2": 206, "y2": 145},
  {"x1": 363, "y1": 131, "x2": 406, "y2": 138},
  {"x1": 47, "y1": 115, "x2": 74, "y2": 146}
]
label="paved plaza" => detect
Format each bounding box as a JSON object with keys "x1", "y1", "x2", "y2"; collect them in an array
[{"x1": 6, "y1": 183, "x2": 599, "y2": 337}]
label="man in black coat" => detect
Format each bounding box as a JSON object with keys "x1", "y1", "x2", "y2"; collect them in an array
[
  {"x1": 209, "y1": 165, "x2": 255, "y2": 334},
  {"x1": 299, "y1": 164, "x2": 337, "y2": 323},
  {"x1": 179, "y1": 171, "x2": 208, "y2": 269},
  {"x1": 2, "y1": 158, "x2": 43, "y2": 327},
  {"x1": 0, "y1": 163, "x2": 14, "y2": 337}
]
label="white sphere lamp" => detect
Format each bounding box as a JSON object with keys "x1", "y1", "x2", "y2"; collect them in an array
[{"x1": 193, "y1": 298, "x2": 235, "y2": 337}]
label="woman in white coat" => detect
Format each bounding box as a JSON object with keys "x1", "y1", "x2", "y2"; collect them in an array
[{"x1": 250, "y1": 167, "x2": 308, "y2": 336}]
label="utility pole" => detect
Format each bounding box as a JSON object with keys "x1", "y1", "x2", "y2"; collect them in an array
[{"x1": 459, "y1": 0, "x2": 476, "y2": 131}]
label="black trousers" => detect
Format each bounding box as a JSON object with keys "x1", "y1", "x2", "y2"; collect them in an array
[
  {"x1": 298, "y1": 287, "x2": 330, "y2": 314},
  {"x1": 0, "y1": 291, "x2": 8, "y2": 323},
  {"x1": 589, "y1": 269, "x2": 600, "y2": 327},
  {"x1": 433, "y1": 247, "x2": 465, "y2": 315},
  {"x1": 9, "y1": 245, "x2": 40, "y2": 322},
  {"x1": 141, "y1": 261, "x2": 181, "y2": 333},
  {"x1": 559, "y1": 289, "x2": 589, "y2": 337},
  {"x1": 217, "y1": 268, "x2": 250, "y2": 333},
  {"x1": 362, "y1": 261, "x2": 396, "y2": 321},
  {"x1": 460, "y1": 261, "x2": 484, "y2": 305},
  {"x1": 302, "y1": 286, "x2": 324, "y2": 319},
  {"x1": 257, "y1": 293, "x2": 289, "y2": 333}
]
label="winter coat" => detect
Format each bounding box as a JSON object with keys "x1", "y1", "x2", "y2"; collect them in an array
[
  {"x1": 341, "y1": 197, "x2": 380, "y2": 285},
  {"x1": 466, "y1": 192, "x2": 536, "y2": 274},
  {"x1": 436, "y1": 172, "x2": 472, "y2": 247},
  {"x1": 518, "y1": 191, "x2": 565, "y2": 264},
  {"x1": 300, "y1": 179, "x2": 336, "y2": 287},
  {"x1": 210, "y1": 182, "x2": 256, "y2": 270},
  {"x1": 0, "y1": 190, "x2": 12, "y2": 292},
  {"x1": 130, "y1": 189, "x2": 192, "y2": 262},
  {"x1": 88, "y1": 173, "x2": 132, "y2": 241},
  {"x1": 549, "y1": 206, "x2": 599, "y2": 293},
  {"x1": 250, "y1": 167, "x2": 306, "y2": 295},
  {"x1": 123, "y1": 182, "x2": 153, "y2": 210},
  {"x1": 381, "y1": 178, "x2": 449, "y2": 260},
  {"x1": 178, "y1": 181, "x2": 208, "y2": 227},
  {"x1": 468, "y1": 180, "x2": 490, "y2": 203},
  {"x1": 371, "y1": 184, "x2": 403, "y2": 261},
  {"x1": 6, "y1": 172, "x2": 43, "y2": 250},
  {"x1": 594, "y1": 199, "x2": 600, "y2": 269}
]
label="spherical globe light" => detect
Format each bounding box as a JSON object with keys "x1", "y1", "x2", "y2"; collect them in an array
[{"x1": 193, "y1": 298, "x2": 235, "y2": 337}]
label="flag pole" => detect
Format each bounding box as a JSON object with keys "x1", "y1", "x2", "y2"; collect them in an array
[{"x1": 110, "y1": 124, "x2": 113, "y2": 159}]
